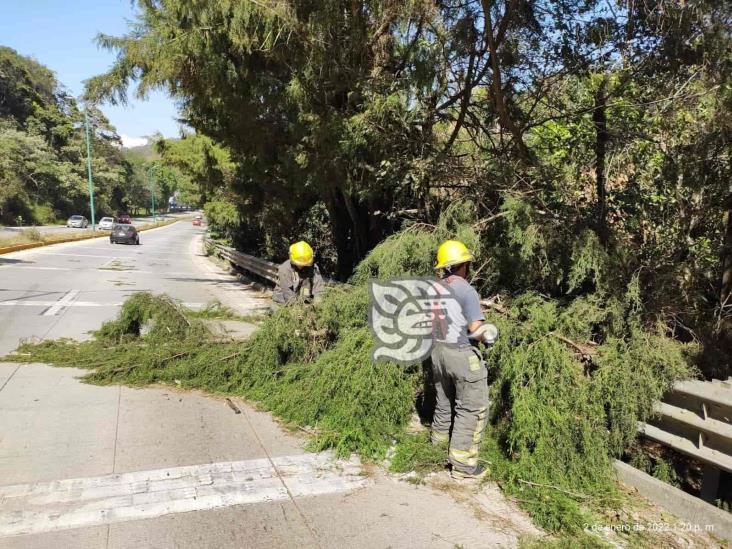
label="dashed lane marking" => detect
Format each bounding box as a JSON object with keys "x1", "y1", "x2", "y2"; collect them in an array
[
  {"x1": 41, "y1": 289, "x2": 80, "y2": 316},
  {"x1": 0, "y1": 453, "x2": 368, "y2": 537}
]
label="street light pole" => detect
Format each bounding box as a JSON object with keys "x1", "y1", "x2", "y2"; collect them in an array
[
  {"x1": 148, "y1": 165, "x2": 157, "y2": 222},
  {"x1": 84, "y1": 110, "x2": 96, "y2": 231}
]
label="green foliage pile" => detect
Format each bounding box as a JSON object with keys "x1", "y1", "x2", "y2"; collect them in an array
[
  {"x1": 95, "y1": 293, "x2": 208, "y2": 342},
  {"x1": 477, "y1": 294, "x2": 692, "y2": 533},
  {"x1": 351, "y1": 203, "x2": 480, "y2": 284}
]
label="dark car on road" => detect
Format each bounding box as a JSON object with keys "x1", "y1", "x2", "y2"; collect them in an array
[
  {"x1": 117, "y1": 213, "x2": 132, "y2": 224},
  {"x1": 110, "y1": 224, "x2": 140, "y2": 245}
]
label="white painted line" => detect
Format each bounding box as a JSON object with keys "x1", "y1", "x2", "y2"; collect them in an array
[
  {"x1": 0, "y1": 301, "x2": 205, "y2": 309},
  {"x1": 41, "y1": 290, "x2": 80, "y2": 316},
  {"x1": 30, "y1": 252, "x2": 118, "y2": 259},
  {"x1": 0, "y1": 266, "x2": 70, "y2": 271},
  {"x1": 99, "y1": 257, "x2": 118, "y2": 269},
  {"x1": 0, "y1": 265, "x2": 201, "y2": 277},
  {"x1": 81, "y1": 248, "x2": 186, "y2": 256},
  {"x1": 0, "y1": 453, "x2": 368, "y2": 537}
]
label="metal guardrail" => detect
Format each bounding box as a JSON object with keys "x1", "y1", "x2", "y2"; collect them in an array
[
  {"x1": 206, "y1": 238, "x2": 279, "y2": 283},
  {"x1": 639, "y1": 377, "x2": 732, "y2": 502}
]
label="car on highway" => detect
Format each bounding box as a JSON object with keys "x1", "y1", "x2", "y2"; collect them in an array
[
  {"x1": 66, "y1": 215, "x2": 89, "y2": 228},
  {"x1": 98, "y1": 217, "x2": 116, "y2": 230},
  {"x1": 117, "y1": 213, "x2": 132, "y2": 224},
  {"x1": 110, "y1": 224, "x2": 140, "y2": 245},
  {"x1": 192, "y1": 215, "x2": 202, "y2": 226}
]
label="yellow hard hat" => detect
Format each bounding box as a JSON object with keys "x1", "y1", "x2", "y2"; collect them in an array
[
  {"x1": 435, "y1": 240, "x2": 473, "y2": 269},
  {"x1": 289, "y1": 241, "x2": 314, "y2": 267}
]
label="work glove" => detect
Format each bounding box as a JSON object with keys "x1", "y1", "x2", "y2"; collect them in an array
[{"x1": 468, "y1": 323, "x2": 499, "y2": 346}]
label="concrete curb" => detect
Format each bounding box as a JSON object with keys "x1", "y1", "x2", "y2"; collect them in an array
[
  {"x1": 614, "y1": 460, "x2": 732, "y2": 542},
  {"x1": 0, "y1": 219, "x2": 180, "y2": 256}
]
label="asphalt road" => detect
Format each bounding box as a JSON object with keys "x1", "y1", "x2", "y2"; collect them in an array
[
  {"x1": 0, "y1": 220, "x2": 267, "y2": 355},
  {"x1": 0, "y1": 221, "x2": 539, "y2": 548}
]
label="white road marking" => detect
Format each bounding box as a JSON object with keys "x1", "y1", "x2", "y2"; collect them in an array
[
  {"x1": 0, "y1": 265, "x2": 200, "y2": 276},
  {"x1": 99, "y1": 257, "x2": 118, "y2": 269},
  {"x1": 41, "y1": 290, "x2": 80, "y2": 316},
  {"x1": 80, "y1": 248, "x2": 186, "y2": 256},
  {"x1": 30, "y1": 252, "x2": 118, "y2": 259},
  {"x1": 0, "y1": 453, "x2": 368, "y2": 537},
  {"x1": 0, "y1": 301, "x2": 205, "y2": 309}
]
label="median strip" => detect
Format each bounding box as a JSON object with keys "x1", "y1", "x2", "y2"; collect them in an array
[{"x1": 0, "y1": 218, "x2": 183, "y2": 256}]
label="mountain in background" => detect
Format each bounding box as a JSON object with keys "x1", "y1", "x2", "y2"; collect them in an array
[
  {"x1": 123, "y1": 140, "x2": 158, "y2": 160},
  {"x1": 123, "y1": 137, "x2": 180, "y2": 161}
]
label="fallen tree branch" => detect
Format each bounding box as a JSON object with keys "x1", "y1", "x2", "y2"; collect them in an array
[
  {"x1": 160, "y1": 351, "x2": 190, "y2": 363},
  {"x1": 480, "y1": 297, "x2": 509, "y2": 316},
  {"x1": 550, "y1": 332, "x2": 597, "y2": 357},
  {"x1": 480, "y1": 297, "x2": 598, "y2": 358},
  {"x1": 225, "y1": 397, "x2": 241, "y2": 414},
  {"x1": 472, "y1": 211, "x2": 510, "y2": 229},
  {"x1": 517, "y1": 478, "x2": 590, "y2": 499},
  {"x1": 214, "y1": 351, "x2": 243, "y2": 363}
]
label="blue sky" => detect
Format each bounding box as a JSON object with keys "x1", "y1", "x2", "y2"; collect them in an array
[{"x1": 0, "y1": 0, "x2": 181, "y2": 145}]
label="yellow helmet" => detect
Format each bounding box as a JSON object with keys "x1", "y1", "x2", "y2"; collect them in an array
[
  {"x1": 289, "y1": 240, "x2": 314, "y2": 267},
  {"x1": 435, "y1": 240, "x2": 473, "y2": 269}
]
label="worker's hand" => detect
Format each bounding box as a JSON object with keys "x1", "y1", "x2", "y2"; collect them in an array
[{"x1": 468, "y1": 323, "x2": 499, "y2": 345}]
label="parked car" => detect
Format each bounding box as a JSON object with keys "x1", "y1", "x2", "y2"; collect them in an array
[
  {"x1": 98, "y1": 217, "x2": 116, "y2": 230},
  {"x1": 192, "y1": 215, "x2": 202, "y2": 226},
  {"x1": 117, "y1": 213, "x2": 132, "y2": 224},
  {"x1": 110, "y1": 224, "x2": 140, "y2": 245},
  {"x1": 66, "y1": 215, "x2": 88, "y2": 228}
]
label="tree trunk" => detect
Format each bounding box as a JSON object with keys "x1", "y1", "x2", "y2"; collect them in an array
[
  {"x1": 341, "y1": 190, "x2": 371, "y2": 260},
  {"x1": 325, "y1": 191, "x2": 357, "y2": 280},
  {"x1": 481, "y1": 0, "x2": 532, "y2": 163},
  {"x1": 593, "y1": 78, "x2": 609, "y2": 246},
  {"x1": 720, "y1": 192, "x2": 732, "y2": 317}
]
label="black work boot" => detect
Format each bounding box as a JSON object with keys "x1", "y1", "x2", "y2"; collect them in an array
[{"x1": 451, "y1": 463, "x2": 490, "y2": 481}]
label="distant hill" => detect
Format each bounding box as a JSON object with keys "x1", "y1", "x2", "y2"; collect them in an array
[
  {"x1": 123, "y1": 141, "x2": 159, "y2": 160},
  {"x1": 123, "y1": 137, "x2": 181, "y2": 161}
]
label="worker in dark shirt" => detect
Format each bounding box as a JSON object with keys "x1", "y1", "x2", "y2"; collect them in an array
[
  {"x1": 272, "y1": 241, "x2": 325, "y2": 309},
  {"x1": 431, "y1": 240, "x2": 498, "y2": 480}
]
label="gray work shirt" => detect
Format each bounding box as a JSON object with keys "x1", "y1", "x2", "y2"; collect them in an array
[
  {"x1": 272, "y1": 260, "x2": 325, "y2": 305},
  {"x1": 437, "y1": 275, "x2": 484, "y2": 346}
]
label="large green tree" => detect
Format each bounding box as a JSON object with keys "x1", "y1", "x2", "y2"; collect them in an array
[{"x1": 0, "y1": 46, "x2": 132, "y2": 224}]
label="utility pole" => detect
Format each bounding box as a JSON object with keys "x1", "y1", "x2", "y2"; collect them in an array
[
  {"x1": 84, "y1": 110, "x2": 96, "y2": 231},
  {"x1": 148, "y1": 165, "x2": 157, "y2": 222}
]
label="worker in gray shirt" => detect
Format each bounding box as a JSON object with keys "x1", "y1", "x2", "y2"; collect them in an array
[
  {"x1": 431, "y1": 240, "x2": 498, "y2": 481},
  {"x1": 272, "y1": 240, "x2": 325, "y2": 309}
]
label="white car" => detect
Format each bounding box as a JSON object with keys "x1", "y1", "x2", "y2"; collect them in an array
[
  {"x1": 98, "y1": 217, "x2": 116, "y2": 230},
  {"x1": 66, "y1": 215, "x2": 89, "y2": 228}
]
